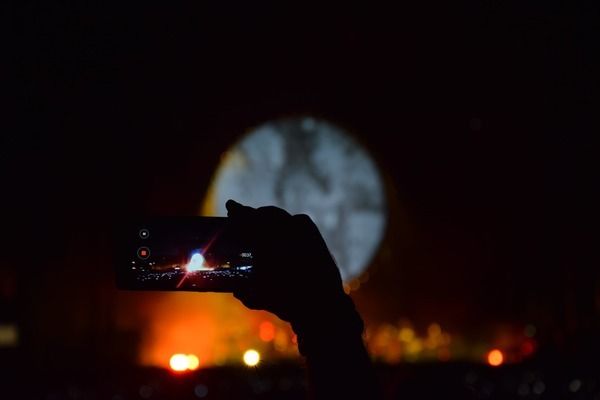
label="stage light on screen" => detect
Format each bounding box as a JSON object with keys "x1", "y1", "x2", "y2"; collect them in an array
[
  {"x1": 487, "y1": 349, "x2": 504, "y2": 367},
  {"x1": 170, "y1": 353, "x2": 189, "y2": 371},
  {"x1": 186, "y1": 253, "x2": 207, "y2": 272},
  {"x1": 243, "y1": 349, "x2": 260, "y2": 366}
]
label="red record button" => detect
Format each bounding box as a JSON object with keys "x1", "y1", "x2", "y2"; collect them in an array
[{"x1": 138, "y1": 247, "x2": 150, "y2": 259}]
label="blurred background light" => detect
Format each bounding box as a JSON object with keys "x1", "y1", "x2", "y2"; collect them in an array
[
  {"x1": 243, "y1": 349, "x2": 260, "y2": 367},
  {"x1": 170, "y1": 353, "x2": 190, "y2": 371},
  {"x1": 259, "y1": 321, "x2": 275, "y2": 342},
  {"x1": 487, "y1": 349, "x2": 504, "y2": 367},
  {"x1": 187, "y1": 354, "x2": 200, "y2": 370},
  {"x1": 0, "y1": 324, "x2": 18, "y2": 347},
  {"x1": 204, "y1": 117, "x2": 387, "y2": 282}
]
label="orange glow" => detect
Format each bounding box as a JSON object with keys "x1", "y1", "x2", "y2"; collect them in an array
[
  {"x1": 128, "y1": 290, "x2": 300, "y2": 368},
  {"x1": 170, "y1": 354, "x2": 189, "y2": 371},
  {"x1": 133, "y1": 292, "x2": 252, "y2": 368},
  {"x1": 259, "y1": 321, "x2": 275, "y2": 342},
  {"x1": 427, "y1": 323, "x2": 442, "y2": 337},
  {"x1": 274, "y1": 330, "x2": 290, "y2": 352},
  {"x1": 521, "y1": 340, "x2": 535, "y2": 356},
  {"x1": 487, "y1": 349, "x2": 504, "y2": 366},
  {"x1": 437, "y1": 348, "x2": 451, "y2": 361},
  {"x1": 116, "y1": 194, "x2": 304, "y2": 370}
]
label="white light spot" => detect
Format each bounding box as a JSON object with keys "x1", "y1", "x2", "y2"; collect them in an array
[
  {"x1": 207, "y1": 118, "x2": 387, "y2": 282},
  {"x1": 186, "y1": 253, "x2": 208, "y2": 272},
  {"x1": 243, "y1": 349, "x2": 260, "y2": 366}
]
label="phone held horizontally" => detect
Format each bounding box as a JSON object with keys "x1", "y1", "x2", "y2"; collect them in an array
[{"x1": 115, "y1": 217, "x2": 254, "y2": 292}]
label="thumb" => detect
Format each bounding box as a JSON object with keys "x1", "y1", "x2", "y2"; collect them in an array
[{"x1": 226, "y1": 199, "x2": 255, "y2": 218}]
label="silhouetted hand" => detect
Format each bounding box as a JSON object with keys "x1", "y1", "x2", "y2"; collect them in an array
[
  {"x1": 226, "y1": 200, "x2": 354, "y2": 323},
  {"x1": 226, "y1": 200, "x2": 362, "y2": 341},
  {"x1": 226, "y1": 200, "x2": 380, "y2": 399}
]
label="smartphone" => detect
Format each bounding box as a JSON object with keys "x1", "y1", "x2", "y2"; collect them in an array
[{"x1": 115, "y1": 217, "x2": 253, "y2": 292}]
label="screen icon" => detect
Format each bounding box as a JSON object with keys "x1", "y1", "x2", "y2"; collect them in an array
[{"x1": 138, "y1": 247, "x2": 150, "y2": 259}]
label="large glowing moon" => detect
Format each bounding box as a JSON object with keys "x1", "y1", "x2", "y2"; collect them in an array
[{"x1": 204, "y1": 117, "x2": 386, "y2": 282}]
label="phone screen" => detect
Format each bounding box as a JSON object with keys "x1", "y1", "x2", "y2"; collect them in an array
[{"x1": 115, "y1": 217, "x2": 253, "y2": 292}]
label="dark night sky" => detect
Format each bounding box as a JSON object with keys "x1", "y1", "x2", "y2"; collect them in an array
[{"x1": 3, "y1": 1, "x2": 598, "y2": 361}]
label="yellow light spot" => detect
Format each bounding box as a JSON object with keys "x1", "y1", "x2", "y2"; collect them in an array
[
  {"x1": 170, "y1": 354, "x2": 189, "y2": 371},
  {"x1": 399, "y1": 327, "x2": 415, "y2": 342},
  {"x1": 0, "y1": 324, "x2": 18, "y2": 347},
  {"x1": 187, "y1": 354, "x2": 200, "y2": 370},
  {"x1": 406, "y1": 339, "x2": 423, "y2": 354},
  {"x1": 243, "y1": 349, "x2": 260, "y2": 366},
  {"x1": 487, "y1": 349, "x2": 504, "y2": 367}
]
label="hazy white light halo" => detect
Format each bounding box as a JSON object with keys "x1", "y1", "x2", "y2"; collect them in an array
[{"x1": 208, "y1": 117, "x2": 386, "y2": 282}]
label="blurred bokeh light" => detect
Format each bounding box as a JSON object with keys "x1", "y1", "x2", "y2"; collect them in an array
[
  {"x1": 243, "y1": 349, "x2": 261, "y2": 367},
  {"x1": 170, "y1": 353, "x2": 190, "y2": 371},
  {"x1": 204, "y1": 117, "x2": 387, "y2": 282},
  {"x1": 486, "y1": 349, "x2": 504, "y2": 367}
]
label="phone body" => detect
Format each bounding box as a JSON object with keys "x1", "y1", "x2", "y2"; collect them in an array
[{"x1": 115, "y1": 217, "x2": 253, "y2": 292}]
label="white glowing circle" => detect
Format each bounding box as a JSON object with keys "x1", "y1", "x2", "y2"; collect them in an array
[
  {"x1": 206, "y1": 117, "x2": 387, "y2": 282},
  {"x1": 186, "y1": 253, "x2": 207, "y2": 272},
  {"x1": 169, "y1": 354, "x2": 189, "y2": 371},
  {"x1": 243, "y1": 349, "x2": 260, "y2": 366}
]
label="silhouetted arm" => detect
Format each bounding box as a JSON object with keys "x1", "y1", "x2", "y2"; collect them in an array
[
  {"x1": 226, "y1": 200, "x2": 381, "y2": 399},
  {"x1": 293, "y1": 294, "x2": 380, "y2": 399}
]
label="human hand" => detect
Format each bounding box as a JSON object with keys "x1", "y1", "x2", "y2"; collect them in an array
[
  {"x1": 226, "y1": 200, "x2": 377, "y2": 398},
  {"x1": 226, "y1": 200, "x2": 363, "y2": 346}
]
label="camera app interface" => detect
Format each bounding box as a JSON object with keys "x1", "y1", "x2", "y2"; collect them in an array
[{"x1": 117, "y1": 217, "x2": 253, "y2": 292}]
